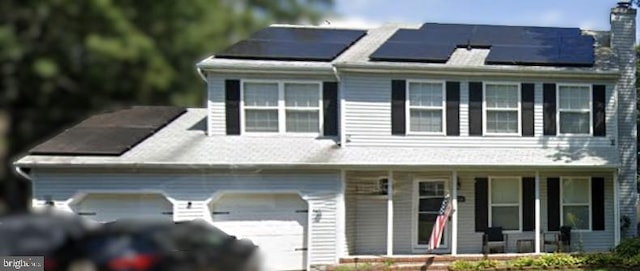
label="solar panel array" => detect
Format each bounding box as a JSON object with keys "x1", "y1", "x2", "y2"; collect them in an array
[
  {"x1": 370, "y1": 23, "x2": 594, "y2": 67},
  {"x1": 216, "y1": 27, "x2": 367, "y2": 61},
  {"x1": 30, "y1": 106, "x2": 186, "y2": 156}
]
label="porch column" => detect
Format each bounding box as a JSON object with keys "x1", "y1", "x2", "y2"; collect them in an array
[
  {"x1": 451, "y1": 170, "x2": 458, "y2": 255},
  {"x1": 534, "y1": 171, "x2": 541, "y2": 253},
  {"x1": 387, "y1": 170, "x2": 394, "y2": 256},
  {"x1": 614, "y1": 171, "x2": 621, "y2": 246}
]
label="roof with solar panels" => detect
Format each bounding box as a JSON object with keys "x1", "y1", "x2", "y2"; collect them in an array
[{"x1": 197, "y1": 22, "x2": 616, "y2": 73}]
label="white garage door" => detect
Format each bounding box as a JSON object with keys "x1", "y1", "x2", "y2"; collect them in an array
[
  {"x1": 211, "y1": 193, "x2": 308, "y2": 271},
  {"x1": 71, "y1": 193, "x2": 173, "y2": 223}
]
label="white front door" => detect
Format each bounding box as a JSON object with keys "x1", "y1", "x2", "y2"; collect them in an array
[
  {"x1": 414, "y1": 180, "x2": 449, "y2": 249},
  {"x1": 210, "y1": 193, "x2": 307, "y2": 271}
]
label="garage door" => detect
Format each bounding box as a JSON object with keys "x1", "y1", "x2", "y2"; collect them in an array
[
  {"x1": 211, "y1": 193, "x2": 307, "y2": 271},
  {"x1": 71, "y1": 193, "x2": 173, "y2": 223}
]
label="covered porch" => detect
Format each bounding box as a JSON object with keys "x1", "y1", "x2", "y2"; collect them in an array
[{"x1": 341, "y1": 168, "x2": 620, "y2": 257}]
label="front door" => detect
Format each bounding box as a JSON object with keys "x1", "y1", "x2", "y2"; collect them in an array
[{"x1": 415, "y1": 180, "x2": 449, "y2": 249}]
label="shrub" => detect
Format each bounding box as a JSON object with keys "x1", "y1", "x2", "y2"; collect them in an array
[
  {"x1": 613, "y1": 237, "x2": 640, "y2": 258},
  {"x1": 533, "y1": 253, "x2": 582, "y2": 267},
  {"x1": 580, "y1": 253, "x2": 623, "y2": 267},
  {"x1": 474, "y1": 259, "x2": 499, "y2": 270},
  {"x1": 449, "y1": 260, "x2": 475, "y2": 271},
  {"x1": 626, "y1": 254, "x2": 640, "y2": 267},
  {"x1": 510, "y1": 256, "x2": 535, "y2": 268}
]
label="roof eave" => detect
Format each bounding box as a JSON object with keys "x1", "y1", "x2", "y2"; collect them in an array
[{"x1": 196, "y1": 56, "x2": 335, "y2": 75}]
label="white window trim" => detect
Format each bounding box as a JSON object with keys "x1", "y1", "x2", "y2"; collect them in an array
[
  {"x1": 411, "y1": 178, "x2": 450, "y2": 251},
  {"x1": 405, "y1": 80, "x2": 447, "y2": 135},
  {"x1": 240, "y1": 79, "x2": 323, "y2": 135},
  {"x1": 556, "y1": 83, "x2": 593, "y2": 136},
  {"x1": 482, "y1": 82, "x2": 521, "y2": 136},
  {"x1": 488, "y1": 176, "x2": 522, "y2": 233},
  {"x1": 560, "y1": 177, "x2": 592, "y2": 232}
]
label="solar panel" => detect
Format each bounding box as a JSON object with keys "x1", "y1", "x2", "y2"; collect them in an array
[
  {"x1": 79, "y1": 106, "x2": 186, "y2": 129},
  {"x1": 370, "y1": 42, "x2": 454, "y2": 62},
  {"x1": 485, "y1": 44, "x2": 593, "y2": 67},
  {"x1": 215, "y1": 27, "x2": 367, "y2": 61},
  {"x1": 30, "y1": 106, "x2": 186, "y2": 156},
  {"x1": 370, "y1": 22, "x2": 594, "y2": 67},
  {"x1": 30, "y1": 127, "x2": 156, "y2": 156},
  {"x1": 216, "y1": 40, "x2": 350, "y2": 61},
  {"x1": 250, "y1": 27, "x2": 366, "y2": 43}
]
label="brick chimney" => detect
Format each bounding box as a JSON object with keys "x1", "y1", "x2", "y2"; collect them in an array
[{"x1": 611, "y1": 1, "x2": 637, "y2": 238}]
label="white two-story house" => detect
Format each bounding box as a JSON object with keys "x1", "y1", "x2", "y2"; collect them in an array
[{"x1": 13, "y1": 3, "x2": 638, "y2": 271}]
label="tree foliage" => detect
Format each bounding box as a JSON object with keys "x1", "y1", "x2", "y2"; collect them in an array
[{"x1": 0, "y1": 0, "x2": 333, "y2": 211}]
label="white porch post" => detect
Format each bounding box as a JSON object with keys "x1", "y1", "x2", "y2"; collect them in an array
[
  {"x1": 387, "y1": 170, "x2": 394, "y2": 256},
  {"x1": 451, "y1": 170, "x2": 458, "y2": 255},
  {"x1": 534, "y1": 171, "x2": 541, "y2": 253},
  {"x1": 614, "y1": 171, "x2": 621, "y2": 246}
]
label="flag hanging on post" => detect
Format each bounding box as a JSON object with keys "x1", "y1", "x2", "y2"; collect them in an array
[{"x1": 427, "y1": 196, "x2": 454, "y2": 251}]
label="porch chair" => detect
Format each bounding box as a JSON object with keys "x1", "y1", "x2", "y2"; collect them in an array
[
  {"x1": 482, "y1": 227, "x2": 507, "y2": 254},
  {"x1": 542, "y1": 226, "x2": 572, "y2": 252}
]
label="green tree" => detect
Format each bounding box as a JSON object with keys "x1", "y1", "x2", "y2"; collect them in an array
[{"x1": 0, "y1": 0, "x2": 333, "y2": 212}]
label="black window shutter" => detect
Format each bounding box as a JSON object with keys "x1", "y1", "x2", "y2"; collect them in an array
[
  {"x1": 547, "y1": 177, "x2": 560, "y2": 231},
  {"x1": 521, "y1": 83, "x2": 535, "y2": 137},
  {"x1": 522, "y1": 177, "x2": 536, "y2": 231},
  {"x1": 543, "y1": 83, "x2": 557, "y2": 136},
  {"x1": 469, "y1": 82, "x2": 483, "y2": 136},
  {"x1": 225, "y1": 79, "x2": 241, "y2": 135},
  {"x1": 391, "y1": 80, "x2": 406, "y2": 135},
  {"x1": 592, "y1": 177, "x2": 605, "y2": 231},
  {"x1": 475, "y1": 177, "x2": 488, "y2": 232},
  {"x1": 592, "y1": 85, "x2": 606, "y2": 137},
  {"x1": 323, "y1": 82, "x2": 339, "y2": 136},
  {"x1": 446, "y1": 82, "x2": 460, "y2": 136}
]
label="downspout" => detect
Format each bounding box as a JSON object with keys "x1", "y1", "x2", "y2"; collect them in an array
[
  {"x1": 332, "y1": 66, "x2": 346, "y2": 147},
  {"x1": 197, "y1": 67, "x2": 211, "y2": 136}
]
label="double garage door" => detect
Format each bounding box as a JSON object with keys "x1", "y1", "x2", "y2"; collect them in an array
[
  {"x1": 71, "y1": 193, "x2": 308, "y2": 270},
  {"x1": 71, "y1": 193, "x2": 173, "y2": 223},
  {"x1": 211, "y1": 193, "x2": 308, "y2": 271}
]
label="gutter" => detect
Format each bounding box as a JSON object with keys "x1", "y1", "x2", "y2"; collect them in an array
[
  {"x1": 14, "y1": 166, "x2": 32, "y2": 183},
  {"x1": 333, "y1": 62, "x2": 621, "y2": 80},
  {"x1": 13, "y1": 161, "x2": 621, "y2": 171}
]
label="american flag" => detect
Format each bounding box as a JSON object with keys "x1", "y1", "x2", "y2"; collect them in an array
[{"x1": 427, "y1": 196, "x2": 453, "y2": 251}]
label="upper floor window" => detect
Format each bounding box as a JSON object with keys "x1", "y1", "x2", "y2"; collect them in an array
[
  {"x1": 484, "y1": 83, "x2": 520, "y2": 135},
  {"x1": 407, "y1": 81, "x2": 445, "y2": 134},
  {"x1": 242, "y1": 81, "x2": 322, "y2": 134},
  {"x1": 558, "y1": 85, "x2": 591, "y2": 135}
]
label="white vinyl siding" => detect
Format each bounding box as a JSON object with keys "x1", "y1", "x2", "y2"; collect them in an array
[
  {"x1": 484, "y1": 83, "x2": 520, "y2": 135},
  {"x1": 489, "y1": 177, "x2": 522, "y2": 231},
  {"x1": 240, "y1": 80, "x2": 322, "y2": 135},
  {"x1": 557, "y1": 84, "x2": 592, "y2": 135},
  {"x1": 561, "y1": 177, "x2": 592, "y2": 231},
  {"x1": 407, "y1": 81, "x2": 445, "y2": 134}
]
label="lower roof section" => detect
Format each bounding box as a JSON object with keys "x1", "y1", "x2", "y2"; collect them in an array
[{"x1": 15, "y1": 109, "x2": 619, "y2": 170}]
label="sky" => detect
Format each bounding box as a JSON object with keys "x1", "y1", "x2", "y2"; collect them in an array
[{"x1": 331, "y1": 0, "x2": 629, "y2": 33}]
